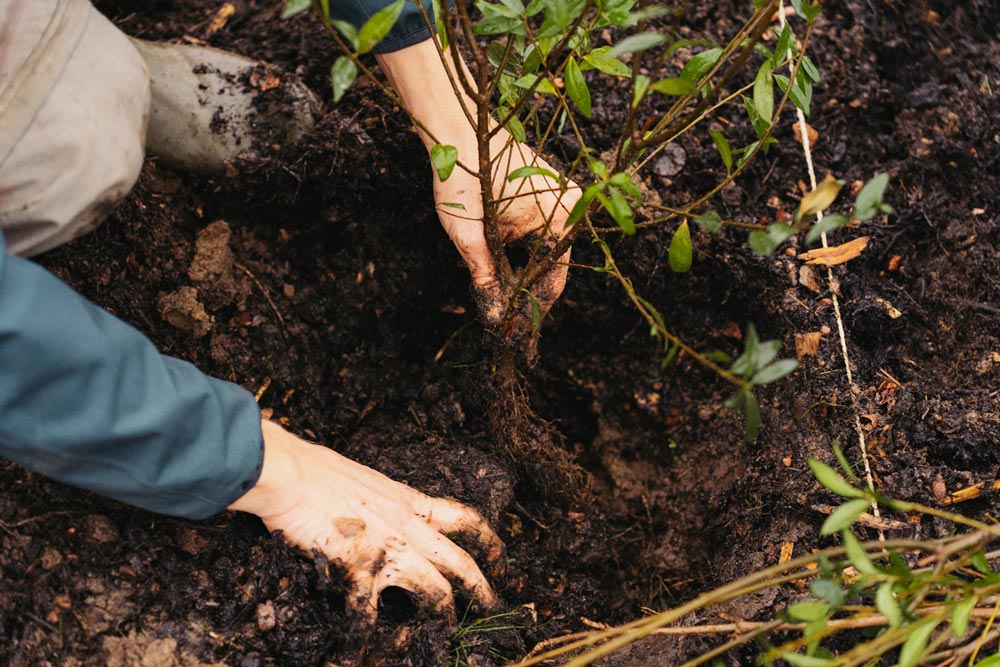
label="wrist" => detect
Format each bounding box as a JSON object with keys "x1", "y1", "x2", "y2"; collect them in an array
[{"x1": 227, "y1": 420, "x2": 304, "y2": 519}]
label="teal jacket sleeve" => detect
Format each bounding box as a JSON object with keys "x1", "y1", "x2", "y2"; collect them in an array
[
  {"x1": 0, "y1": 234, "x2": 264, "y2": 520},
  {"x1": 331, "y1": 0, "x2": 435, "y2": 54}
]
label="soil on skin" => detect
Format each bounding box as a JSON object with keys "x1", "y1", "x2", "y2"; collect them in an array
[{"x1": 2, "y1": 1, "x2": 999, "y2": 665}]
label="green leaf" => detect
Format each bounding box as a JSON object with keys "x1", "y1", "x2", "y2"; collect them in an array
[
  {"x1": 598, "y1": 187, "x2": 635, "y2": 235},
  {"x1": 810, "y1": 579, "x2": 846, "y2": 608},
  {"x1": 841, "y1": 530, "x2": 877, "y2": 575},
  {"x1": 680, "y1": 47, "x2": 724, "y2": 82},
  {"x1": 357, "y1": 0, "x2": 405, "y2": 54},
  {"x1": 505, "y1": 114, "x2": 527, "y2": 142},
  {"x1": 330, "y1": 56, "x2": 358, "y2": 103},
  {"x1": 475, "y1": 15, "x2": 525, "y2": 35},
  {"x1": 801, "y1": 55, "x2": 821, "y2": 83},
  {"x1": 508, "y1": 165, "x2": 559, "y2": 182},
  {"x1": 499, "y1": 0, "x2": 526, "y2": 14},
  {"x1": 432, "y1": 0, "x2": 448, "y2": 49},
  {"x1": 564, "y1": 57, "x2": 592, "y2": 117},
  {"x1": 514, "y1": 73, "x2": 557, "y2": 94},
  {"x1": 808, "y1": 459, "x2": 864, "y2": 498},
  {"x1": 831, "y1": 439, "x2": 860, "y2": 483},
  {"x1": 748, "y1": 223, "x2": 796, "y2": 256},
  {"x1": 786, "y1": 601, "x2": 830, "y2": 623},
  {"x1": 751, "y1": 359, "x2": 798, "y2": 385},
  {"x1": 776, "y1": 73, "x2": 813, "y2": 116},
  {"x1": 754, "y1": 59, "x2": 774, "y2": 125},
  {"x1": 693, "y1": 210, "x2": 723, "y2": 233},
  {"x1": 661, "y1": 344, "x2": 680, "y2": 369},
  {"x1": 567, "y1": 185, "x2": 600, "y2": 227},
  {"x1": 650, "y1": 77, "x2": 696, "y2": 96},
  {"x1": 281, "y1": 0, "x2": 311, "y2": 19},
  {"x1": 898, "y1": 619, "x2": 938, "y2": 667},
  {"x1": 781, "y1": 652, "x2": 833, "y2": 667},
  {"x1": 668, "y1": 221, "x2": 693, "y2": 273},
  {"x1": 439, "y1": 202, "x2": 466, "y2": 210},
  {"x1": 430, "y1": 144, "x2": 459, "y2": 181},
  {"x1": 974, "y1": 655, "x2": 1000, "y2": 667},
  {"x1": 329, "y1": 19, "x2": 359, "y2": 51},
  {"x1": 806, "y1": 214, "x2": 850, "y2": 245},
  {"x1": 609, "y1": 172, "x2": 640, "y2": 199},
  {"x1": 582, "y1": 46, "x2": 631, "y2": 77},
  {"x1": 951, "y1": 595, "x2": 976, "y2": 639},
  {"x1": 820, "y1": 498, "x2": 871, "y2": 535},
  {"x1": 709, "y1": 130, "x2": 732, "y2": 173},
  {"x1": 772, "y1": 24, "x2": 792, "y2": 67},
  {"x1": 790, "y1": 0, "x2": 822, "y2": 22},
  {"x1": 876, "y1": 583, "x2": 902, "y2": 628},
  {"x1": 608, "y1": 32, "x2": 667, "y2": 57},
  {"x1": 854, "y1": 172, "x2": 891, "y2": 221},
  {"x1": 972, "y1": 550, "x2": 992, "y2": 574},
  {"x1": 631, "y1": 74, "x2": 650, "y2": 108}
]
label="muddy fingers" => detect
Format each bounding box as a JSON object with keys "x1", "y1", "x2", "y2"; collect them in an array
[
  {"x1": 422, "y1": 498, "x2": 506, "y2": 579},
  {"x1": 373, "y1": 553, "x2": 457, "y2": 624}
]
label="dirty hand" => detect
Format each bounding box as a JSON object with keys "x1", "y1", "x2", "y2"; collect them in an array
[
  {"x1": 433, "y1": 134, "x2": 580, "y2": 330},
  {"x1": 377, "y1": 41, "x2": 580, "y2": 332},
  {"x1": 229, "y1": 420, "x2": 504, "y2": 623}
]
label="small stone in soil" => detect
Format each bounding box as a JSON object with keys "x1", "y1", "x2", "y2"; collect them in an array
[
  {"x1": 256, "y1": 601, "x2": 276, "y2": 632},
  {"x1": 651, "y1": 143, "x2": 686, "y2": 177}
]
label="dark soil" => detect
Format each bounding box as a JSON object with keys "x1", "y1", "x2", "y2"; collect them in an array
[{"x1": 2, "y1": 1, "x2": 999, "y2": 666}]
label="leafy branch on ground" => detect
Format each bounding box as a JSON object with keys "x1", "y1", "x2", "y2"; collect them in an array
[{"x1": 512, "y1": 445, "x2": 1000, "y2": 666}]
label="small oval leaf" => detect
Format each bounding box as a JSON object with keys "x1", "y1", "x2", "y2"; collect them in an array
[
  {"x1": 668, "y1": 221, "x2": 693, "y2": 273},
  {"x1": 331, "y1": 56, "x2": 358, "y2": 103},
  {"x1": 876, "y1": 582, "x2": 902, "y2": 628},
  {"x1": 820, "y1": 498, "x2": 871, "y2": 535},
  {"x1": 430, "y1": 144, "x2": 459, "y2": 182},
  {"x1": 808, "y1": 459, "x2": 864, "y2": 498}
]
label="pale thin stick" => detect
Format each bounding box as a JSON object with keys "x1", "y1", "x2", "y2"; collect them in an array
[{"x1": 777, "y1": 2, "x2": 883, "y2": 539}]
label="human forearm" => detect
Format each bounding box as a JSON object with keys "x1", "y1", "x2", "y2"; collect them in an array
[{"x1": 0, "y1": 237, "x2": 264, "y2": 519}]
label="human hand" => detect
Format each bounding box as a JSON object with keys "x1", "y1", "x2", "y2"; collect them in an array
[
  {"x1": 229, "y1": 420, "x2": 504, "y2": 623},
  {"x1": 433, "y1": 134, "x2": 581, "y2": 333},
  {"x1": 376, "y1": 41, "x2": 580, "y2": 338}
]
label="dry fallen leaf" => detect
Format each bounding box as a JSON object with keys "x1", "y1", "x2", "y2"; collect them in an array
[
  {"x1": 795, "y1": 174, "x2": 843, "y2": 223},
  {"x1": 799, "y1": 265, "x2": 822, "y2": 292},
  {"x1": 798, "y1": 236, "x2": 870, "y2": 266},
  {"x1": 779, "y1": 541, "x2": 794, "y2": 564},
  {"x1": 795, "y1": 332, "x2": 823, "y2": 358}
]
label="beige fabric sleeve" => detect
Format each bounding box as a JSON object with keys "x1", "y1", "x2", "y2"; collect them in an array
[{"x1": 0, "y1": 0, "x2": 149, "y2": 257}]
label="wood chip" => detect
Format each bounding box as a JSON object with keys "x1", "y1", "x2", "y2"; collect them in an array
[
  {"x1": 798, "y1": 236, "x2": 870, "y2": 266},
  {"x1": 205, "y1": 3, "x2": 236, "y2": 36},
  {"x1": 792, "y1": 121, "x2": 819, "y2": 149},
  {"x1": 779, "y1": 541, "x2": 794, "y2": 565},
  {"x1": 942, "y1": 480, "x2": 1000, "y2": 505}
]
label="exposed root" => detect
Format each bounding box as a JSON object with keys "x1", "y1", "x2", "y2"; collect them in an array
[{"x1": 487, "y1": 346, "x2": 593, "y2": 505}]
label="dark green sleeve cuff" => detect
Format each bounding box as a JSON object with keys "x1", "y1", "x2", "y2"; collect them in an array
[
  {"x1": 0, "y1": 236, "x2": 264, "y2": 520},
  {"x1": 331, "y1": 0, "x2": 435, "y2": 54}
]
